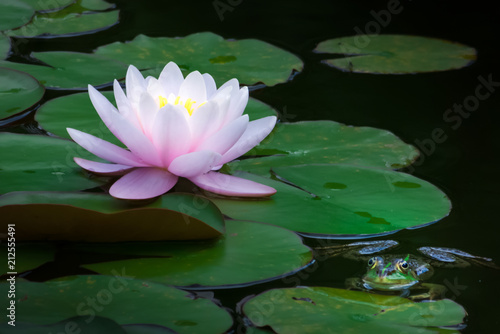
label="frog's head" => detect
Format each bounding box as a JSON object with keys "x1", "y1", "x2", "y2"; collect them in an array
[{"x1": 361, "y1": 255, "x2": 434, "y2": 291}]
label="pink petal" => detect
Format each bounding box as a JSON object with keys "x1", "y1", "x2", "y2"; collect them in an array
[
  {"x1": 189, "y1": 100, "x2": 221, "y2": 145},
  {"x1": 125, "y1": 65, "x2": 146, "y2": 105},
  {"x1": 113, "y1": 80, "x2": 140, "y2": 129},
  {"x1": 67, "y1": 128, "x2": 146, "y2": 167},
  {"x1": 88, "y1": 89, "x2": 162, "y2": 166},
  {"x1": 159, "y1": 62, "x2": 184, "y2": 95},
  {"x1": 168, "y1": 150, "x2": 222, "y2": 178},
  {"x1": 219, "y1": 116, "x2": 277, "y2": 165},
  {"x1": 152, "y1": 104, "x2": 191, "y2": 166},
  {"x1": 137, "y1": 91, "x2": 159, "y2": 135},
  {"x1": 109, "y1": 167, "x2": 178, "y2": 200},
  {"x1": 196, "y1": 115, "x2": 248, "y2": 155},
  {"x1": 190, "y1": 172, "x2": 276, "y2": 197},
  {"x1": 74, "y1": 157, "x2": 133, "y2": 175}
]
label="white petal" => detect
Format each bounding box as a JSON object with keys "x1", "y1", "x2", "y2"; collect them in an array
[
  {"x1": 125, "y1": 65, "x2": 146, "y2": 106},
  {"x1": 152, "y1": 104, "x2": 192, "y2": 166},
  {"x1": 178, "y1": 71, "x2": 207, "y2": 103},
  {"x1": 109, "y1": 168, "x2": 178, "y2": 200},
  {"x1": 145, "y1": 77, "x2": 164, "y2": 100},
  {"x1": 203, "y1": 73, "x2": 217, "y2": 98},
  {"x1": 67, "y1": 128, "x2": 146, "y2": 167},
  {"x1": 74, "y1": 157, "x2": 133, "y2": 175},
  {"x1": 224, "y1": 86, "x2": 248, "y2": 124},
  {"x1": 113, "y1": 80, "x2": 140, "y2": 128},
  {"x1": 219, "y1": 116, "x2": 277, "y2": 165},
  {"x1": 168, "y1": 150, "x2": 222, "y2": 178},
  {"x1": 217, "y1": 78, "x2": 239, "y2": 95},
  {"x1": 196, "y1": 115, "x2": 248, "y2": 155},
  {"x1": 190, "y1": 172, "x2": 276, "y2": 197},
  {"x1": 159, "y1": 62, "x2": 184, "y2": 96}
]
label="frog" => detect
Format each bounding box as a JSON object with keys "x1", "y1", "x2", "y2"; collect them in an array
[{"x1": 314, "y1": 240, "x2": 497, "y2": 300}]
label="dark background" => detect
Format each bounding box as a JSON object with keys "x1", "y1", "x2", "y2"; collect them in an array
[{"x1": 19, "y1": 0, "x2": 500, "y2": 332}]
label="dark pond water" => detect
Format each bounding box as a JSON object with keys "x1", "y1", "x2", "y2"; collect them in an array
[{"x1": 9, "y1": 0, "x2": 500, "y2": 332}]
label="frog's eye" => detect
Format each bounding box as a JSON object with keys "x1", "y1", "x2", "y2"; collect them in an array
[
  {"x1": 398, "y1": 260, "x2": 409, "y2": 271},
  {"x1": 368, "y1": 257, "x2": 378, "y2": 268}
]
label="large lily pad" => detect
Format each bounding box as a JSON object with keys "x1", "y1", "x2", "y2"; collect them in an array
[
  {"x1": 209, "y1": 166, "x2": 451, "y2": 237},
  {"x1": 0, "y1": 133, "x2": 105, "y2": 193},
  {"x1": 0, "y1": 68, "x2": 44, "y2": 119},
  {"x1": 20, "y1": 0, "x2": 76, "y2": 12},
  {"x1": 80, "y1": 220, "x2": 313, "y2": 288},
  {"x1": 0, "y1": 52, "x2": 128, "y2": 89},
  {"x1": 35, "y1": 91, "x2": 277, "y2": 146},
  {"x1": 0, "y1": 275, "x2": 233, "y2": 334},
  {"x1": 0, "y1": 0, "x2": 34, "y2": 31},
  {"x1": 0, "y1": 243, "x2": 56, "y2": 273},
  {"x1": 314, "y1": 35, "x2": 476, "y2": 74},
  {"x1": 242, "y1": 286, "x2": 465, "y2": 333},
  {"x1": 0, "y1": 192, "x2": 225, "y2": 241},
  {"x1": 95, "y1": 32, "x2": 303, "y2": 87},
  {"x1": 228, "y1": 121, "x2": 419, "y2": 176},
  {"x1": 6, "y1": 0, "x2": 119, "y2": 38}
]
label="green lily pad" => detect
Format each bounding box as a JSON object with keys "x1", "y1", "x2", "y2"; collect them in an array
[
  {"x1": 0, "y1": 192, "x2": 225, "y2": 241},
  {"x1": 80, "y1": 220, "x2": 312, "y2": 288},
  {"x1": 0, "y1": 35, "x2": 10, "y2": 59},
  {"x1": 0, "y1": 68, "x2": 44, "y2": 118},
  {"x1": 314, "y1": 35, "x2": 476, "y2": 74},
  {"x1": 242, "y1": 287, "x2": 465, "y2": 333},
  {"x1": 6, "y1": 1, "x2": 119, "y2": 38},
  {"x1": 95, "y1": 32, "x2": 303, "y2": 87},
  {"x1": 0, "y1": 243, "x2": 55, "y2": 273},
  {"x1": 228, "y1": 121, "x2": 419, "y2": 176},
  {"x1": 209, "y1": 166, "x2": 451, "y2": 237},
  {"x1": 0, "y1": 133, "x2": 105, "y2": 194},
  {"x1": 0, "y1": 52, "x2": 128, "y2": 89},
  {"x1": 0, "y1": 316, "x2": 127, "y2": 334},
  {"x1": 35, "y1": 91, "x2": 277, "y2": 146},
  {"x1": 0, "y1": 0, "x2": 35, "y2": 31},
  {"x1": 0, "y1": 275, "x2": 233, "y2": 334}
]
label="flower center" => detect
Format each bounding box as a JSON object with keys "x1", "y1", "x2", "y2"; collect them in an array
[{"x1": 159, "y1": 95, "x2": 200, "y2": 116}]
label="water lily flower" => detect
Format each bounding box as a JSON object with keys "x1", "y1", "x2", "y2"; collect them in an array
[{"x1": 67, "y1": 62, "x2": 277, "y2": 200}]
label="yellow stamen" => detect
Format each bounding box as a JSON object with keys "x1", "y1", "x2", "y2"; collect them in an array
[
  {"x1": 159, "y1": 96, "x2": 168, "y2": 108},
  {"x1": 159, "y1": 95, "x2": 203, "y2": 116}
]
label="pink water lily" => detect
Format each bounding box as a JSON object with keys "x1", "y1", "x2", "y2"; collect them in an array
[{"x1": 67, "y1": 62, "x2": 277, "y2": 199}]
